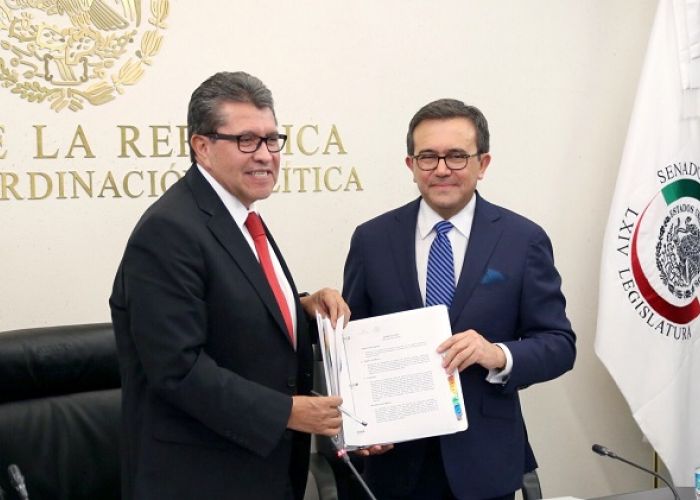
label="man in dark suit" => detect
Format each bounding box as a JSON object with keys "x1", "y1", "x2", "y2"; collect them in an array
[
  {"x1": 343, "y1": 99, "x2": 576, "y2": 500},
  {"x1": 110, "y1": 71, "x2": 348, "y2": 500}
]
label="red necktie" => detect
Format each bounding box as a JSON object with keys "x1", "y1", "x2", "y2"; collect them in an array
[{"x1": 245, "y1": 212, "x2": 295, "y2": 344}]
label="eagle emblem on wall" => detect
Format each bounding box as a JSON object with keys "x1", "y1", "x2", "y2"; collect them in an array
[{"x1": 0, "y1": 0, "x2": 169, "y2": 111}]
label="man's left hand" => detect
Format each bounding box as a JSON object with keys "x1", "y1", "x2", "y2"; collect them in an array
[
  {"x1": 353, "y1": 444, "x2": 394, "y2": 457},
  {"x1": 300, "y1": 288, "x2": 350, "y2": 328},
  {"x1": 437, "y1": 329, "x2": 505, "y2": 373}
]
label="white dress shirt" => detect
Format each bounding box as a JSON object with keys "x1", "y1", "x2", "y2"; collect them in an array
[
  {"x1": 415, "y1": 197, "x2": 512, "y2": 382},
  {"x1": 197, "y1": 165, "x2": 297, "y2": 344}
]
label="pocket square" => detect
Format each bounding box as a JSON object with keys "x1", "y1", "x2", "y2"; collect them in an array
[{"x1": 481, "y1": 268, "x2": 505, "y2": 285}]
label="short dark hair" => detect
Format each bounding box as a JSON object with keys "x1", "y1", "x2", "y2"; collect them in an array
[
  {"x1": 406, "y1": 98, "x2": 489, "y2": 156},
  {"x1": 187, "y1": 71, "x2": 275, "y2": 162}
]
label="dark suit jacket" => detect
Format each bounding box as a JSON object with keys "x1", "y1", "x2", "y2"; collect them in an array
[
  {"x1": 110, "y1": 165, "x2": 314, "y2": 500},
  {"x1": 343, "y1": 194, "x2": 576, "y2": 499}
]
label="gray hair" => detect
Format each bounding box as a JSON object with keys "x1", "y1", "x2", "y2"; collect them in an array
[
  {"x1": 187, "y1": 71, "x2": 275, "y2": 162},
  {"x1": 406, "y1": 99, "x2": 489, "y2": 156}
]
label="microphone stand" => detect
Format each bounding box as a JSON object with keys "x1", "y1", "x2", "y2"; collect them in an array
[
  {"x1": 332, "y1": 446, "x2": 378, "y2": 500},
  {"x1": 309, "y1": 386, "x2": 377, "y2": 499},
  {"x1": 320, "y1": 430, "x2": 378, "y2": 500},
  {"x1": 592, "y1": 444, "x2": 680, "y2": 500}
]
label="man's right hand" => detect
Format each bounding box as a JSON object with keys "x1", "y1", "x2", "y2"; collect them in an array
[
  {"x1": 353, "y1": 443, "x2": 394, "y2": 456},
  {"x1": 287, "y1": 395, "x2": 343, "y2": 436}
]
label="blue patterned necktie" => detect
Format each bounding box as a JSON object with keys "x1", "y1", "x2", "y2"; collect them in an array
[{"x1": 426, "y1": 220, "x2": 456, "y2": 307}]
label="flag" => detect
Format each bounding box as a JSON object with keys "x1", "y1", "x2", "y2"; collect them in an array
[{"x1": 595, "y1": 0, "x2": 700, "y2": 488}]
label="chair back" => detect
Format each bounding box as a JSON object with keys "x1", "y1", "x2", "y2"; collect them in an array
[{"x1": 0, "y1": 324, "x2": 121, "y2": 500}]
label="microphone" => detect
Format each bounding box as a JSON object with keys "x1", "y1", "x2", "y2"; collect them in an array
[
  {"x1": 7, "y1": 464, "x2": 29, "y2": 500},
  {"x1": 334, "y1": 447, "x2": 378, "y2": 500},
  {"x1": 319, "y1": 431, "x2": 378, "y2": 500},
  {"x1": 592, "y1": 444, "x2": 680, "y2": 500}
]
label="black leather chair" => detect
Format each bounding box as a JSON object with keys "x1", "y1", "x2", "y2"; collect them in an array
[
  {"x1": 522, "y1": 469, "x2": 543, "y2": 500},
  {"x1": 0, "y1": 323, "x2": 337, "y2": 500},
  {"x1": 0, "y1": 324, "x2": 121, "y2": 500}
]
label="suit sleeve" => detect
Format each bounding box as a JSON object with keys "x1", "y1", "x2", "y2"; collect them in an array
[
  {"x1": 117, "y1": 213, "x2": 292, "y2": 457},
  {"x1": 342, "y1": 227, "x2": 372, "y2": 320},
  {"x1": 501, "y1": 228, "x2": 576, "y2": 393}
]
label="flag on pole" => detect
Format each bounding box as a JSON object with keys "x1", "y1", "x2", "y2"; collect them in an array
[{"x1": 595, "y1": 0, "x2": 699, "y2": 488}]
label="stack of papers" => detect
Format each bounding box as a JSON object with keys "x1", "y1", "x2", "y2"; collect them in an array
[{"x1": 316, "y1": 305, "x2": 468, "y2": 449}]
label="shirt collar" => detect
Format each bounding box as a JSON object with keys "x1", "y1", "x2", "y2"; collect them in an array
[
  {"x1": 417, "y1": 195, "x2": 476, "y2": 240},
  {"x1": 197, "y1": 164, "x2": 257, "y2": 229}
]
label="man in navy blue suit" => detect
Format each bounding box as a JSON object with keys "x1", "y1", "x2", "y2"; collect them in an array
[{"x1": 342, "y1": 99, "x2": 576, "y2": 500}]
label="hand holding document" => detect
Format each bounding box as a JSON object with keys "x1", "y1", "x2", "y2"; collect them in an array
[{"x1": 315, "y1": 305, "x2": 468, "y2": 449}]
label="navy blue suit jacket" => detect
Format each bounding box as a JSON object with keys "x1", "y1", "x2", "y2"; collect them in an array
[{"x1": 343, "y1": 194, "x2": 576, "y2": 499}]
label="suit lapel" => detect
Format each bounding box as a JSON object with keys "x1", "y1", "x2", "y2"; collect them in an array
[
  {"x1": 185, "y1": 166, "x2": 292, "y2": 344},
  {"x1": 449, "y1": 193, "x2": 504, "y2": 324},
  {"x1": 388, "y1": 198, "x2": 424, "y2": 310}
]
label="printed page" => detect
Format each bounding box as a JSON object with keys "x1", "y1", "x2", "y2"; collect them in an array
[{"x1": 338, "y1": 305, "x2": 468, "y2": 448}]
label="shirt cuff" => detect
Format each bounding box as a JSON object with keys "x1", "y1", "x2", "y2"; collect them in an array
[{"x1": 485, "y1": 343, "x2": 513, "y2": 385}]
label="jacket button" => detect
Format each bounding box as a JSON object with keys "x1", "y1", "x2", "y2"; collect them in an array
[{"x1": 287, "y1": 377, "x2": 297, "y2": 388}]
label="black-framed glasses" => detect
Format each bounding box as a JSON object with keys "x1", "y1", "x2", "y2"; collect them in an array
[
  {"x1": 203, "y1": 132, "x2": 288, "y2": 153},
  {"x1": 412, "y1": 151, "x2": 480, "y2": 171}
]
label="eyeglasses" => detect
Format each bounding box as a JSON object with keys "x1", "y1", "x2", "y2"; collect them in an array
[
  {"x1": 203, "y1": 132, "x2": 288, "y2": 153},
  {"x1": 412, "y1": 151, "x2": 480, "y2": 171}
]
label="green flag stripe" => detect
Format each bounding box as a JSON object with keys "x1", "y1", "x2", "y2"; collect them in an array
[{"x1": 661, "y1": 178, "x2": 700, "y2": 204}]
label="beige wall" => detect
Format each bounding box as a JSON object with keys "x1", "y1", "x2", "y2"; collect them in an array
[{"x1": 0, "y1": 1, "x2": 662, "y2": 497}]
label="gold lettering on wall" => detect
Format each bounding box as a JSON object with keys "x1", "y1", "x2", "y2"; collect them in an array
[
  {"x1": 151, "y1": 126, "x2": 174, "y2": 158},
  {"x1": 98, "y1": 171, "x2": 122, "y2": 198},
  {"x1": 0, "y1": 167, "x2": 190, "y2": 200},
  {"x1": 1, "y1": 121, "x2": 364, "y2": 201},
  {"x1": 28, "y1": 172, "x2": 52, "y2": 200},
  {"x1": 118, "y1": 125, "x2": 188, "y2": 158},
  {"x1": 177, "y1": 126, "x2": 188, "y2": 158},
  {"x1": 66, "y1": 126, "x2": 96, "y2": 159},
  {"x1": 272, "y1": 163, "x2": 363, "y2": 194},
  {"x1": 280, "y1": 124, "x2": 347, "y2": 156},
  {"x1": 297, "y1": 125, "x2": 319, "y2": 156},
  {"x1": 33, "y1": 125, "x2": 59, "y2": 159},
  {"x1": 1, "y1": 172, "x2": 22, "y2": 200},
  {"x1": 323, "y1": 125, "x2": 347, "y2": 155},
  {"x1": 345, "y1": 167, "x2": 362, "y2": 191},
  {"x1": 34, "y1": 125, "x2": 96, "y2": 159},
  {"x1": 71, "y1": 171, "x2": 95, "y2": 199},
  {"x1": 324, "y1": 166, "x2": 342, "y2": 192},
  {"x1": 118, "y1": 126, "x2": 145, "y2": 158},
  {"x1": 123, "y1": 171, "x2": 145, "y2": 198},
  {"x1": 55, "y1": 171, "x2": 67, "y2": 199},
  {"x1": 0, "y1": 125, "x2": 6, "y2": 160}
]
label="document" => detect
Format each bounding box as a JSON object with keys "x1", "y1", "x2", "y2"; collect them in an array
[{"x1": 316, "y1": 305, "x2": 468, "y2": 449}]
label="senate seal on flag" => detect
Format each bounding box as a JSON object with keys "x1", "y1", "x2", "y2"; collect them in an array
[{"x1": 619, "y1": 168, "x2": 700, "y2": 340}]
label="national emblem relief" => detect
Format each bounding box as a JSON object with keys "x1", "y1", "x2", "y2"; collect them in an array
[{"x1": 0, "y1": 0, "x2": 169, "y2": 111}]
